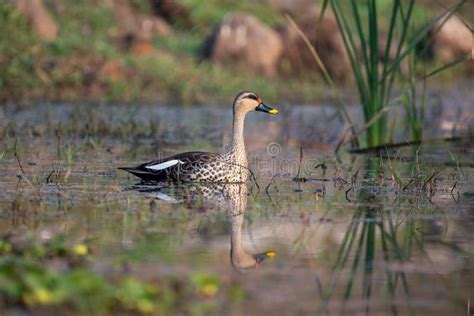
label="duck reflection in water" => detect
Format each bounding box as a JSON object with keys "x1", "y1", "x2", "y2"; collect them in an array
[{"x1": 132, "y1": 182, "x2": 276, "y2": 272}]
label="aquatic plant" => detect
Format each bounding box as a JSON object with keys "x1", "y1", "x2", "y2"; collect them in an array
[
  {"x1": 319, "y1": 158, "x2": 467, "y2": 314},
  {"x1": 319, "y1": 0, "x2": 467, "y2": 148},
  {"x1": 0, "y1": 234, "x2": 224, "y2": 314},
  {"x1": 399, "y1": 52, "x2": 427, "y2": 142}
]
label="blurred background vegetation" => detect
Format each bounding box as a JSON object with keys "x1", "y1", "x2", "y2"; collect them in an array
[{"x1": 0, "y1": 0, "x2": 472, "y2": 105}]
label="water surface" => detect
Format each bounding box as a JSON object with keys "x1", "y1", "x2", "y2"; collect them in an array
[{"x1": 0, "y1": 102, "x2": 473, "y2": 315}]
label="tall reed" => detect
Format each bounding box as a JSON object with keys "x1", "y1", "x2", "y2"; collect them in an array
[
  {"x1": 320, "y1": 0, "x2": 466, "y2": 148},
  {"x1": 401, "y1": 52, "x2": 427, "y2": 142}
]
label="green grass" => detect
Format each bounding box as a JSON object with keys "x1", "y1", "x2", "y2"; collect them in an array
[
  {"x1": 0, "y1": 0, "x2": 470, "y2": 106},
  {"x1": 153, "y1": 31, "x2": 203, "y2": 56},
  {"x1": 0, "y1": 1, "x2": 324, "y2": 105},
  {"x1": 179, "y1": 0, "x2": 284, "y2": 31},
  {"x1": 0, "y1": 4, "x2": 42, "y2": 102}
]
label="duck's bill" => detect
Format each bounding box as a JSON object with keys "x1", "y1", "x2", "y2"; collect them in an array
[
  {"x1": 256, "y1": 103, "x2": 279, "y2": 115},
  {"x1": 254, "y1": 250, "x2": 277, "y2": 264}
]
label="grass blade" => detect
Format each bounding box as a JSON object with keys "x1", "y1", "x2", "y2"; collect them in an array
[
  {"x1": 382, "y1": 0, "x2": 466, "y2": 80},
  {"x1": 425, "y1": 56, "x2": 471, "y2": 79},
  {"x1": 285, "y1": 14, "x2": 360, "y2": 148},
  {"x1": 319, "y1": 0, "x2": 330, "y2": 22}
]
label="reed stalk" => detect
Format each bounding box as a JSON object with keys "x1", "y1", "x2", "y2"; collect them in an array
[{"x1": 320, "y1": 0, "x2": 466, "y2": 148}]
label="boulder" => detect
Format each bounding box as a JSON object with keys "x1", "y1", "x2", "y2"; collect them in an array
[
  {"x1": 15, "y1": 0, "x2": 58, "y2": 41},
  {"x1": 267, "y1": 0, "x2": 318, "y2": 20},
  {"x1": 278, "y1": 5, "x2": 350, "y2": 82},
  {"x1": 113, "y1": 0, "x2": 172, "y2": 53},
  {"x1": 432, "y1": 15, "x2": 472, "y2": 64},
  {"x1": 377, "y1": 34, "x2": 409, "y2": 75},
  {"x1": 149, "y1": 0, "x2": 191, "y2": 27},
  {"x1": 203, "y1": 13, "x2": 283, "y2": 77},
  {"x1": 417, "y1": 15, "x2": 473, "y2": 73}
]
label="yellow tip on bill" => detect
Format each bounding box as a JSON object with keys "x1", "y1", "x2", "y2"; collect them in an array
[
  {"x1": 269, "y1": 109, "x2": 279, "y2": 115},
  {"x1": 266, "y1": 250, "x2": 276, "y2": 257}
]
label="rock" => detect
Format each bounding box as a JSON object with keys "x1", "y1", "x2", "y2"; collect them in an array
[
  {"x1": 130, "y1": 40, "x2": 156, "y2": 55},
  {"x1": 267, "y1": 0, "x2": 318, "y2": 21},
  {"x1": 418, "y1": 15, "x2": 473, "y2": 74},
  {"x1": 149, "y1": 0, "x2": 191, "y2": 27},
  {"x1": 15, "y1": 0, "x2": 58, "y2": 41},
  {"x1": 377, "y1": 34, "x2": 409, "y2": 75},
  {"x1": 113, "y1": 0, "x2": 172, "y2": 52},
  {"x1": 432, "y1": 15, "x2": 472, "y2": 64},
  {"x1": 278, "y1": 5, "x2": 350, "y2": 82},
  {"x1": 99, "y1": 60, "x2": 125, "y2": 82},
  {"x1": 203, "y1": 13, "x2": 283, "y2": 77}
]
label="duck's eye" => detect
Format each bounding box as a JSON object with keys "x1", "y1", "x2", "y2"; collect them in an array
[{"x1": 245, "y1": 94, "x2": 258, "y2": 101}]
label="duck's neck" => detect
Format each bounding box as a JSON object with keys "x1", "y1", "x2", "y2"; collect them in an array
[
  {"x1": 230, "y1": 212, "x2": 255, "y2": 268},
  {"x1": 231, "y1": 110, "x2": 247, "y2": 161},
  {"x1": 230, "y1": 213, "x2": 245, "y2": 255}
]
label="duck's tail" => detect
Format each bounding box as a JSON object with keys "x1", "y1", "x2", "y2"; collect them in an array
[{"x1": 118, "y1": 167, "x2": 167, "y2": 182}]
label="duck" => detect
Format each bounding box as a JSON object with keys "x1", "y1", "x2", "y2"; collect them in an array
[{"x1": 119, "y1": 91, "x2": 279, "y2": 183}]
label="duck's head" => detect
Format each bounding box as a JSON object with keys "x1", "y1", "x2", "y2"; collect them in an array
[
  {"x1": 233, "y1": 91, "x2": 279, "y2": 116},
  {"x1": 231, "y1": 249, "x2": 276, "y2": 272}
]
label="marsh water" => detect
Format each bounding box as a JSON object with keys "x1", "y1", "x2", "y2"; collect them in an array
[{"x1": 0, "y1": 98, "x2": 473, "y2": 315}]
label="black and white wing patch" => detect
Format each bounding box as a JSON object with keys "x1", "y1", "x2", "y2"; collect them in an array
[{"x1": 145, "y1": 159, "x2": 184, "y2": 171}]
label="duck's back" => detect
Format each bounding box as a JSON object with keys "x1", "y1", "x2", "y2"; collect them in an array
[{"x1": 119, "y1": 151, "x2": 248, "y2": 183}]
